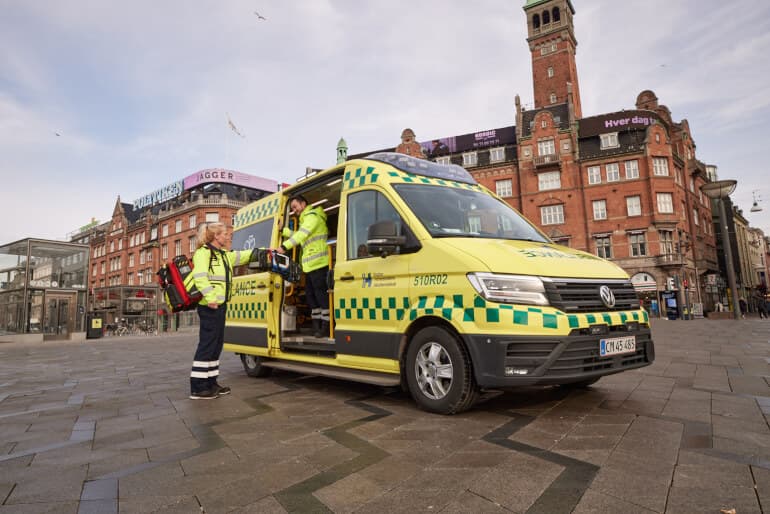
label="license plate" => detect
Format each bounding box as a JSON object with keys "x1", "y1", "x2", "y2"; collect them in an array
[{"x1": 600, "y1": 336, "x2": 636, "y2": 357}]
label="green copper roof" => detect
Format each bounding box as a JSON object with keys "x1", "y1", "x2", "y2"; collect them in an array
[{"x1": 524, "y1": 0, "x2": 549, "y2": 8}]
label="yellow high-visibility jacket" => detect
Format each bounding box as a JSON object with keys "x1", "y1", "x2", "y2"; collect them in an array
[
  {"x1": 191, "y1": 245, "x2": 252, "y2": 305},
  {"x1": 281, "y1": 205, "x2": 329, "y2": 273}
]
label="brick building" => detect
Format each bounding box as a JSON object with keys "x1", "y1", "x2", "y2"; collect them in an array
[
  {"x1": 377, "y1": 0, "x2": 720, "y2": 315},
  {"x1": 71, "y1": 169, "x2": 277, "y2": 331}
]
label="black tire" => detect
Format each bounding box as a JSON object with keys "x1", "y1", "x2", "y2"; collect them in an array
[
  {"x1": 240, "y1": 354, "x2": 272, "y2": 378},
  {"x1": 405, "y1": 326, "x2": 478, "y2": 414}
]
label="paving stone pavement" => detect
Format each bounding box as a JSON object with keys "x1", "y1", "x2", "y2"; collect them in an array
[{"x1": 1, "y1": 318, "x2": 770, "y2": 513}]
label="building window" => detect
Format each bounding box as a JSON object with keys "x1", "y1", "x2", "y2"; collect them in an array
[
  {"x1": 630, "y1": 233, "x2": 647, "y2": 257},
  {"x1": 533, "y1": 13, "x2": 540, "y2": 29},
  {"x1": 552, "y1": 6, "x2": 560, "y2": 21},
  {"x1": 129, "y1": 234, "x2": 134, "y2": 247},
  {"x1": 141, "y1": 232, "x2": 146, "y2": 244},
  {"x1": 655, "y1": 133, "x2": 660, "y2": 143},
  {"x1": 205, "y1": 212, "x2": 219, "y2": 223},
  {"x1": 541, "y1": 204, "x2": 564, "y2": 225},
  {"x1": 542, "y1": 9, "x2": 550, "y2": 24},
  {"x1": 489, "y1": 147, "x2": 505, "y2": 162},
  {"x1": 538, "y1": 171, "x2": 561, "y2": 191},
  {"x1": 587, "y1": 166, "x2": 601, "y2": 184},
  {"x1": 162, "y1": 224, "x2": 169, "y2": 237},
  {"x1": 150, "y1": 227, "x2": 158, "y2": 240},
  {"x1": 109, "y1": 241, "x2": 114, "y2": 252},
  {"x1": 462, "y1": 152, "x2": 478, "y2": 167},
  {"x1": 547, "y1": 66, "x2": 554, "y2": 78},
  {"x1": 92, "y1": 264, "x2": 96, "y2": 277},
  {"x1": 161, "y1": 244, "x2": 168, "y2": 260},
  {"x1": 538, "y1": 138, "x2": 555, "y2": 156},
  {"x1": 549, "y1": 93, "x2": 557, "y2": 104},
  {"x1": 436, "y1": 156, "x2": 451, "y2": 165},
  {"x1": 118, "y1": 239, "x2": 123, "y2": 250},
  {"x1": 101, "y1": 262, "x2": 105, "y2": 273},
  {"x1": 606, "y1": 163, "x2": 620, "y2": 182},
  {"x1": 593, "y1": 200, "x2": 607, "y2": 220},
  {"x1": 625, "y1": 160, "x2": 639, "y2": 179},
  {"x1": 175, "y1": 240, "x2": 182, "y2": 257},
  {"x1": 189, "y1": 236, "x2": 197, "y2": 254},
  {"x1": 139, "y1": 251, "x2": 145, "y2": 265},
  {"x1": 698, "y1": 189, "x2": 704, "y2": 205},
  {"x1": 656, "y1": 193, "x2": 674, "y2": 213},
  {"x1": 189, "y1": 214, "x2": 197, "y2": 229},
  {"x1": 660, "y1": 230, "x2": 674, "y2": 256},
  {"x1": 129, "y1": 253, "x2": 134, "y2": 267},
  {"x1": 689, "y1": 178, "x2": 695, "y2": 193},
  {"x1": 596, "y1": 236, "x2": 612, "y2": 258},
  {"x1": 600, "y1": 133, "x2": 619, "y2": 149},
  {"x1": 675, "y1": 168, "x2": 682, "y2": 184},
  {"x1": 496, "y1": 179, "x2": 513, "y2": 197},
  {"x1": 693, "y1": 208, "x2": 699, "y2": 225},
  {"x1": 175, "y1": 220, "x2": 183, "y2": 233},
  {"x1": 653, "y1": 157, "x2": 669, "y2": 176},
  {"x1": 626, "y1": 195, "x2": 641, "y2": 216}
]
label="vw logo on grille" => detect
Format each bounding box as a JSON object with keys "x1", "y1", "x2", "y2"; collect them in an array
[{"x1": 599, "y1": 285, "x2": 616, "y2": 308}]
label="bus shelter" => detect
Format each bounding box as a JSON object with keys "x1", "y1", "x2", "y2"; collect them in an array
[{"x1": 0, "y1": 238, "x2": 89, "y2": 342}]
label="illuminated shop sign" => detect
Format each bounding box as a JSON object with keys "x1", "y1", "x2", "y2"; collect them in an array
[
  {"x1": 132, "y1": 181, "x2": 184, "y2": 211},
  {"x1": 183, "y1": 169, "x2": 278, "y2": 192}
]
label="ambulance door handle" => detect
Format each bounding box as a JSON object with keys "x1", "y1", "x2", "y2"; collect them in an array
[
  {"x1": 256, "y1": 283, "x2": 267, "y2": 289},
  {"x1": 339, "y1": 274, "x2": 354, "y2": 282}
]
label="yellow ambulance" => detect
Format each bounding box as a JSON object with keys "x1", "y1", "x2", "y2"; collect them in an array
[{"x1": 225, "y1": 152, "x2": 654, "y2": 414}]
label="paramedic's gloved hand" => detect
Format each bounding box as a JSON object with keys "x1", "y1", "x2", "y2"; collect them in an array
[
  {"x1": 208, "y1": 302, "x2": 219, "y2": 309},
  {"x1": 274, "y1": 246, "x2": 286, "y2": 255}
]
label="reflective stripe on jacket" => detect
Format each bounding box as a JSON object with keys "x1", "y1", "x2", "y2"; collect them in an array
[
  {"x1": 282, "y1": 205, "x2": 329, "y2": 273},
  {"x1": 191, "y1": 246, "x2": 252, "y2": 305}
]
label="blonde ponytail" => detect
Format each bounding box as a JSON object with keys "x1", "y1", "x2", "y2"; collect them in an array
[{"x1": 197, "y1": 222, "x2": 225, "y2": 249}]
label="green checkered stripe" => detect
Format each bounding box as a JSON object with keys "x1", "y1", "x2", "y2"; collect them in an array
[
  {"x1": 234, "y1": 197, "x2": 280, "y2": 229},
  {"x1": 343, "y1": 166, "x2": 379, "y2": 190},
  {"x1": 227, "y1": 301, "x2": 268, "y2": 321},
  {"x1": 335, "y1": 294, "x2": 649, "y2": 330},
  {"x1": 385, "y1": 171, "x2": 481, "y2": 191},
  {"x1": 342, "y1": 166, "x2": 483, "y2": 192}
]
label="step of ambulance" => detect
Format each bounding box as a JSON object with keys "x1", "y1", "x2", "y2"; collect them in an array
[
  {"x1": 260, "y1": 360, "x2": 400, "y2": 387},
  {"x1": 280, "y1": 336, "x2": 336, "y2": 356}
]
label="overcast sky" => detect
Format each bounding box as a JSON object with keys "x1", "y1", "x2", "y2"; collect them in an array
[{"x1": 2, "y1": 0, "x2": 769, "y2": 244}]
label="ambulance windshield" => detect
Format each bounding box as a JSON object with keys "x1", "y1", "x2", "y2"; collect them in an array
[{"x1": 393, "y1": 184, "x2": 548, "y2": 242}]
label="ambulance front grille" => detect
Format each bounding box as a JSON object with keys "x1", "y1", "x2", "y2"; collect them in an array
[{"x1": 543, "y1": 279, "x2": 639, "y2": 313}]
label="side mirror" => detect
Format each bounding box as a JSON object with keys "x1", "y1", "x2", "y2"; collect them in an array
[{"x1": 367, "y1": 220, "x2": 406, "y2": 257}]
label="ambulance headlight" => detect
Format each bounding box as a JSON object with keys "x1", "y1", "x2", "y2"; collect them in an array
[{"x1": 467, "y1": 273, "x2": 548, "y2": 306}]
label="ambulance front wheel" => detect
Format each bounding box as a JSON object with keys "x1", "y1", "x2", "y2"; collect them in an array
[
  {"x1": 405, "y1": 326, "x2": 478, "y2": 415},
  {"x1": 240, "y1": 354, "x2": 272, "y2": 378}
]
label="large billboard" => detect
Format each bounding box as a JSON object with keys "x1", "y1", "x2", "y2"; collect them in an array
[
  {"x1": 183, "y1": 169, "x2": 278, "y2": 192},
  {"x1": 420, "y1": 126, "x2": 516, "y2": 158}
]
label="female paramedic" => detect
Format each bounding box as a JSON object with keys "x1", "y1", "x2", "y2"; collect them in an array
[{"x1": 189, "y1": 222, "x2": 253, "y2": 400}]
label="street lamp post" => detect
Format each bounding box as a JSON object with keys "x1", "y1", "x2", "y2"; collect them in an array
[{"x1": 702, "y1": 179, "x2": 741, "y2": 320}]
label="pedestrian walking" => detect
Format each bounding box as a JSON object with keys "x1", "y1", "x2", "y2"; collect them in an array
[
  {"x1": 189, "y1": 222, "x2": 253, "y2": 400},
  {"x1": 739, "y1": 297, "x2": 748, "y2": 319},
  {"x1": 754, "y1": 287, "x2": 768, "y2": 319}
]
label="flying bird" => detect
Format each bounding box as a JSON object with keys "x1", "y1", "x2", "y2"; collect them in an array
[
  {"x1": 226, "y1": 114, "x2": 245, "y2": 138},
  {"x1": 254, "y1": 11, "x2": 266, "y2": 20},
  {"x1": 54, "y1": 132, "x2": 61, "y2": 136}
]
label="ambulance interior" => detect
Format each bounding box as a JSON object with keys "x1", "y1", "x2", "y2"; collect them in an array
[{"x1": 280, "y1": 171, "x2": 343, "y2": 342}]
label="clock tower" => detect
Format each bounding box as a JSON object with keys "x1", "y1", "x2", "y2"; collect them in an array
[{"x1": 523, "y1": 0, "x2": 582, "y2": 118}]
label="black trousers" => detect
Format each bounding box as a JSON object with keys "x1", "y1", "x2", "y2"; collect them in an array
[
  {"x1": 190, "y1": 304, "x2": 227, "y2": 393},
  {"x1": 305, "y1": 268, "x2": 329, "y2": 322}
]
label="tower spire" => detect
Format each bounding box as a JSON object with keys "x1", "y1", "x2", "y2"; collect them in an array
[{"x1": 523, "y1": 0, "x2": 582, "y2": 118}]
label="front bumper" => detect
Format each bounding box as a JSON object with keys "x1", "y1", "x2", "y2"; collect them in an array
[{"x1": 463, "y1": 324, "x2": 654, "y2": 388}]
